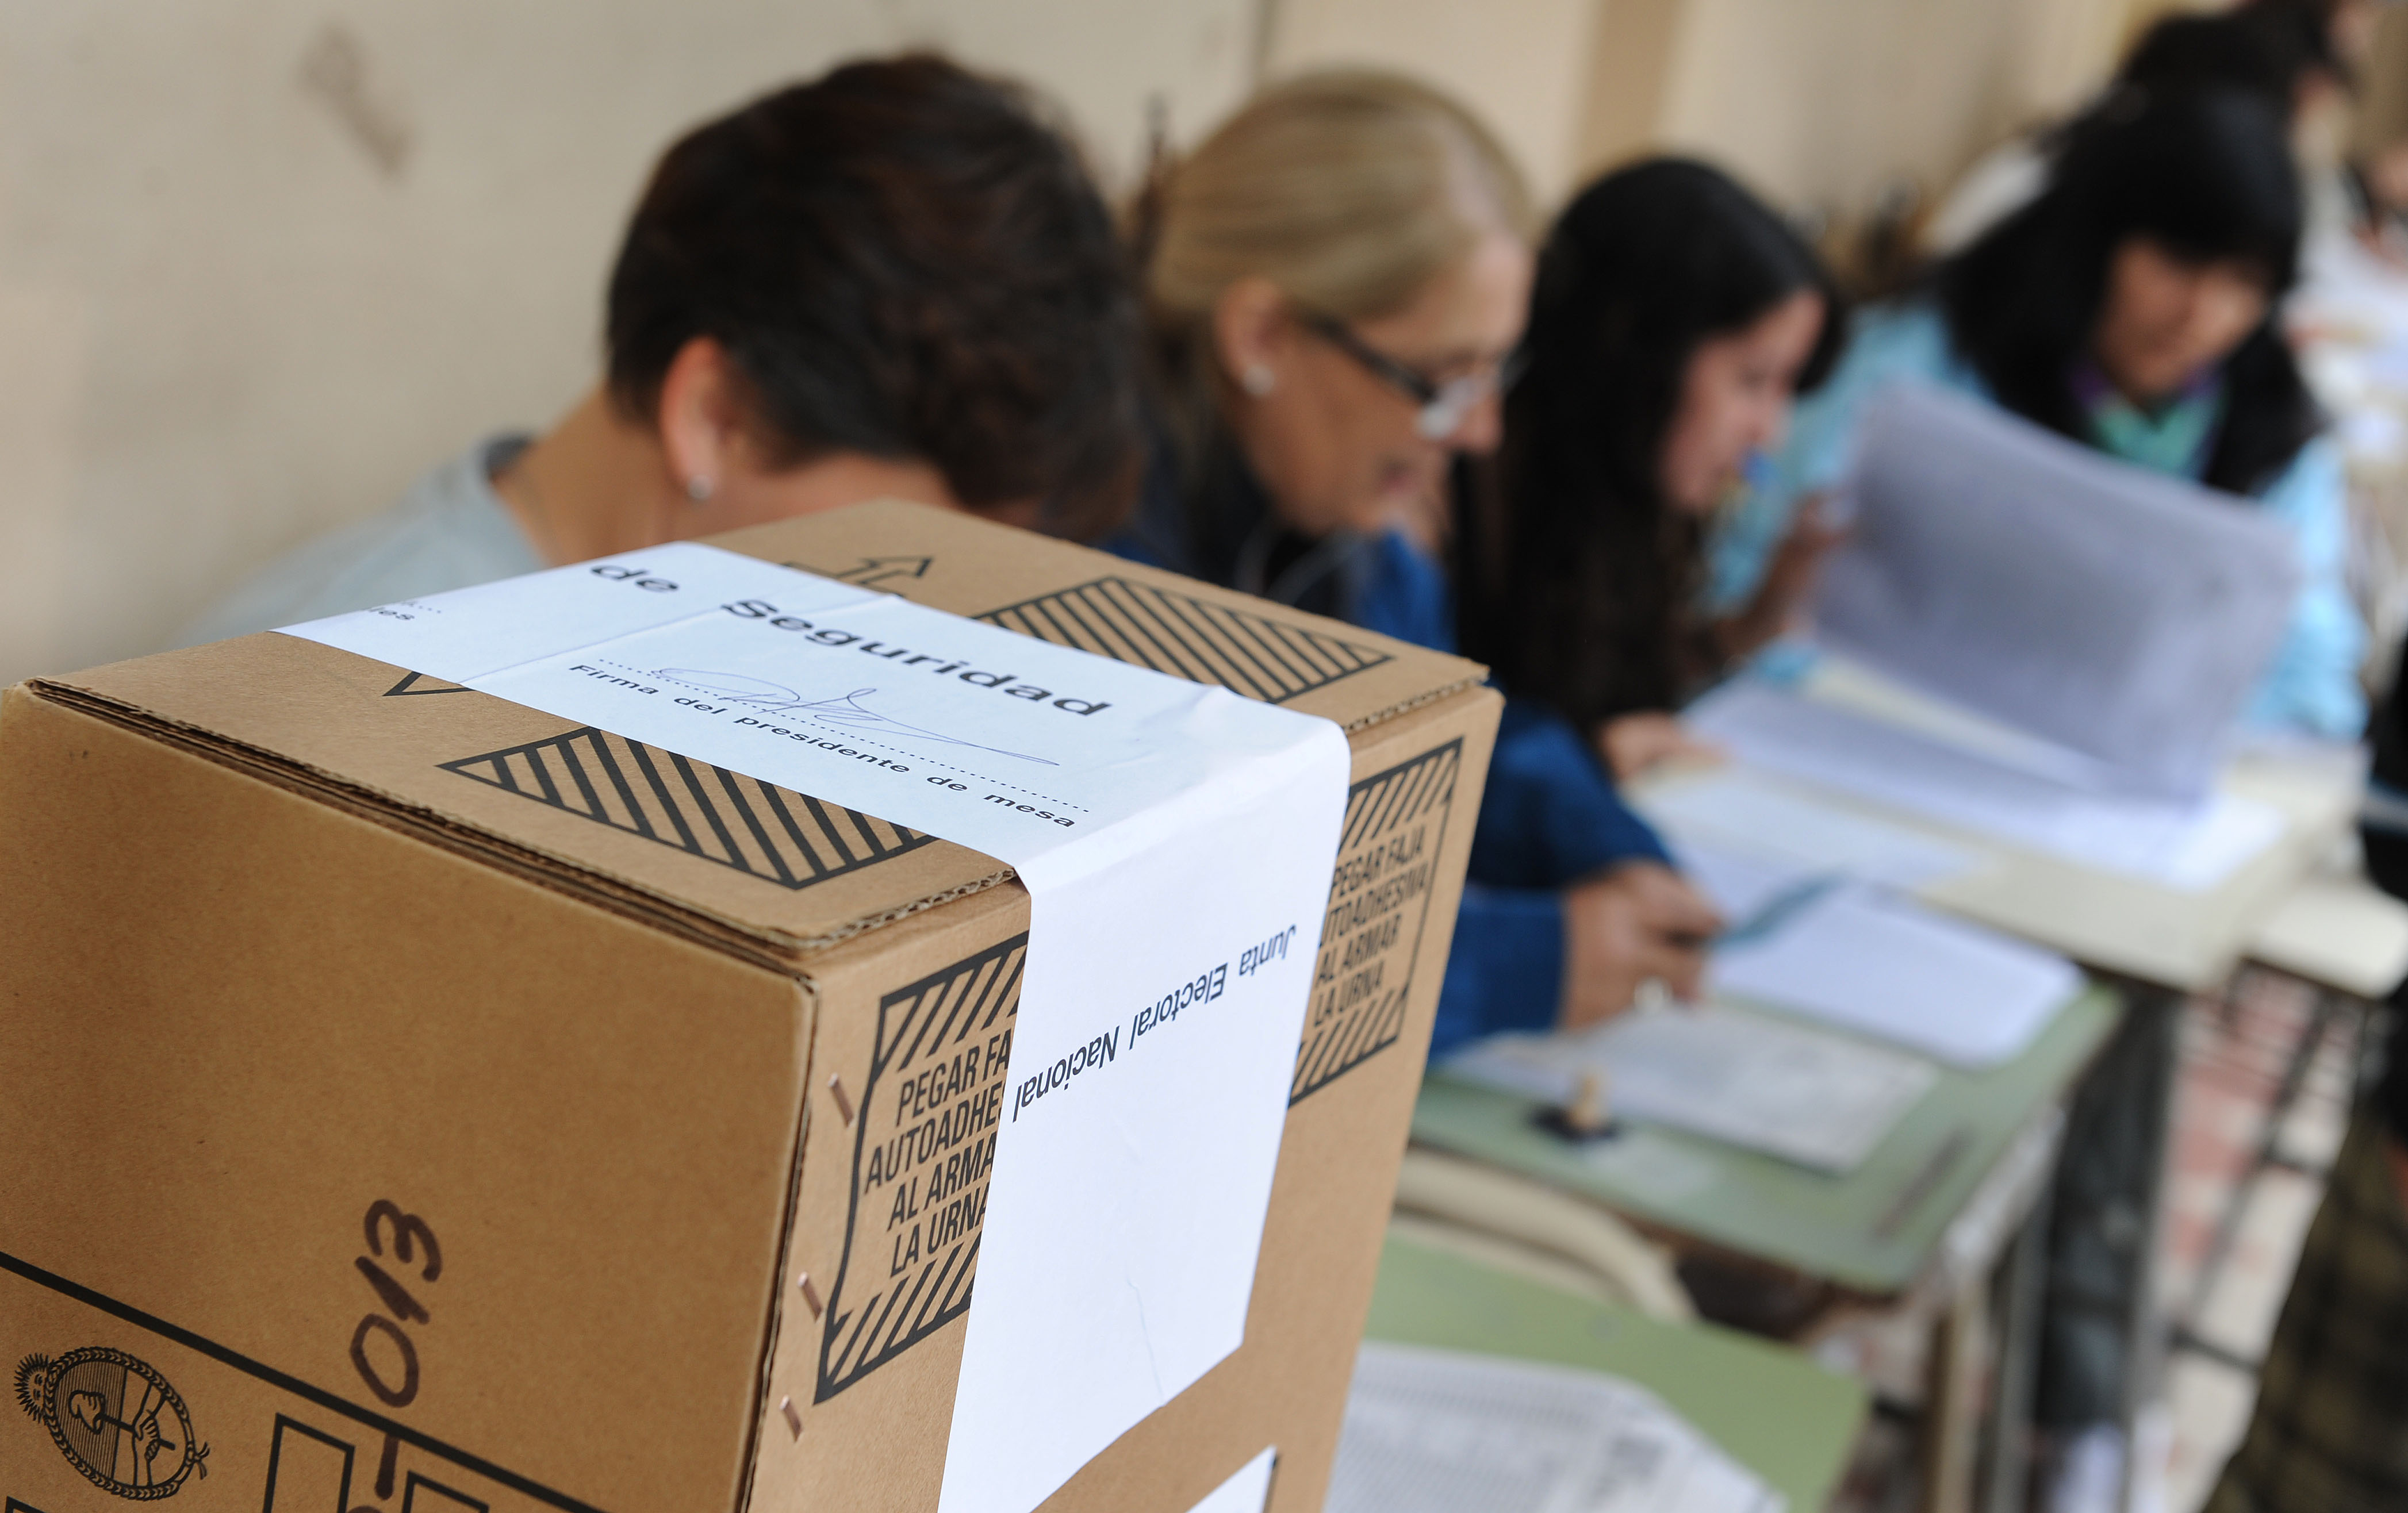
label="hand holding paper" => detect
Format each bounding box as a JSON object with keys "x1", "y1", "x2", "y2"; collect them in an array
[
  {"x1": 1561, "y1": 864, "x2": 1723, "y2": 1031},
  {"x1": 1724, "y1": 490, "x2": 1849, "y2": 659}
]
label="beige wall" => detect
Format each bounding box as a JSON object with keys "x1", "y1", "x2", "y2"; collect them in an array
[
  {"x1": 0, "y1": 2, "x2": 1255, "y2": 687},
  {"x1": 2357, "y1": 3, "x2": 2408, "y2": 153},
  {"x1": 1, "y1": 0, "x2": 2177, "y2": 689},
  {"x1": 1264, "y1": 0, "x2": 1606, "y2": 202},
  {"x1": 1270, "y1": 0, "x2": 2146, "y2": 215},
  {"x1": 1647, "y1": 0, "x2": 2131, "y2": 215}
]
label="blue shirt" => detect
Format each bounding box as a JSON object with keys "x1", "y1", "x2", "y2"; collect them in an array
[
  {"x1": 1713, "y1": 302, "x2": 2365, "y2": 739},
  {"x1": 1106, "y1": 444, "x2": 1670, "y2": 1059}
]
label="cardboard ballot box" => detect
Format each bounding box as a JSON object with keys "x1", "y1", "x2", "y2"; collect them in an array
[{"x1": 0, "y1": 502, "x2": 1500, "y2": 1513}]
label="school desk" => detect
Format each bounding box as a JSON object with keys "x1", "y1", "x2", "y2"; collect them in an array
[
  {"x1": 2246, "y1": 868, "x2": 2408, "y2": 1000},
  {"x1": 1628, "y1": 664, "x2": 2383, "y2": 1510},
  {"x1": 1684, "y1": 656, "x2": 2370, "y2": 997},
  {"x1": 1413, "y1": 984, "x2": 2118, "y2": 1298},
  {"x1": 1363, "y1": 1235, "x2": 1868, "y2": 1513},
  {"x1": 1413, "y1": 982, "x2": 2115, "y2": 1513}
]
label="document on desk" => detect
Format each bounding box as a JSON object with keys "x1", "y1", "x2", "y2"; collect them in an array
[
  {"x1": 1328, "y1": 1343, "x2": 1784, "y2": 1513},
  {"x1": 1444, "y1": 1004, "x2": 1937, "y2": 1172},
  {"x1": 1709, "y1": 881, "x2": 2081, "y2": 1067},
  {"x1": 1640, "y1": 767, "x2": 1983, "y2": 891},
  {"x1": 1819, "y1": 385, "x2": 2298, "y2": 800},
  {"x1": 1666, "y1": 837, "x2": 1817, "y2": 920},
  {"x1": 1687, "y1": 681, "x2": 2286, "y2": 890}
]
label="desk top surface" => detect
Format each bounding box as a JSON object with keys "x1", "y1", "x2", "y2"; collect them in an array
[
  {"x1": 1642, "y1": 661, "x2": 2363, "y2": 993},
  {"x1": 1364, "y1": 1236, "x2": 1868, "y2": 1512},
  {"x1": 1913, "y1": 754, "x2": 2354, "y2": 992},
  {"x1": 1412, "y1": 982, "x2": 2122, "y2": 1296}
]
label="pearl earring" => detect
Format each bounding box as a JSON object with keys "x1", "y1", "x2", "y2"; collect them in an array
[
  {"x1": 1241, "y1": 364, "x2": 1275, "y2": 397},
  {"x1": 687, "y1": 475, "x2": 715, "y2": 502}
]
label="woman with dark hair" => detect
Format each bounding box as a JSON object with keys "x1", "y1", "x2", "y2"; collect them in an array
[
  {"x1": 1114, "y1": 73, "x2": 1723, "y2": 1054},
  {"x1": 179, "y1": 53, "x2": 1142, "y2": 643},
  {"x1": 1723, "y1": 86, "x2": 2365, "y2": 738},
  {"x1": 1923, "y1": 5, "x2": 2342, "y2": 260},
  {"x1": 1463, "y1": 159, "x2": 1845, "y2": 782}
]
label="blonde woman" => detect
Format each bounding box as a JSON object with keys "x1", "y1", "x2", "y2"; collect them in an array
[{"x1": 1109, "y1": 71, "x2": 1721, "y2": 1054}]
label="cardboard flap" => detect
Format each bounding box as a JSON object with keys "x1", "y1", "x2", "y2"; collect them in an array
[
  {"x1": 709, "y1": 501, "x2": 1486, "y2": 731},
  {"x1": 33, "y1": 500, "x2": 1485, "y2": 957}
]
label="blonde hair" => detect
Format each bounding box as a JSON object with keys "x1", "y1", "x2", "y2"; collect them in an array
[{"x1": 1143, "y1": 68, "x2": 1536, "y2": 337}]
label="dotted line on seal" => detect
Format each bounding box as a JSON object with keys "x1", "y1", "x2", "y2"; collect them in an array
[{"x1": 624, "y1": 661, "x2": 1094, "y2": 812}]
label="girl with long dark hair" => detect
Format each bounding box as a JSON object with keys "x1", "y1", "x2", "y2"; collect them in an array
[
  {"x1": 1721, "y1": 85, "x2": 2364, "y2": 738},
  {"x1": 1462, "y1": 159, "x2": 1845, "y2": 781},
  {"x1": 1115, "y1": 74, "x2": 1723, "y2": 1055},
  {"x1": 1716, "y1": 90, "x2": 2364, "y2": 1492}
]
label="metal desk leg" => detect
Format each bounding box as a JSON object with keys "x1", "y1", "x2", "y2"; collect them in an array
[
  {"x1": 2176, "y1": 986, "x2": 2351, "y2": 1346},
  {"x1": 1923, "y1": 1165, "x2": 2057, "y2": 1513},
  {"x1": 1980, "y1": 1177, "x2": 2054, "y2": 1513},
  {"x1": 2033, "y1": 984, "x2": 2181, "y2": 1489},
  {"x1": 2116, "y1": 989, "x2": 2181, "y2": 1504},
  {"x1": 1923, "y1": 1276, "x2": 1990, "y2": 1513}
]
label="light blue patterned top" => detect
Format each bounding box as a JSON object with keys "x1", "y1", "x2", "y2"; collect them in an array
[
  {"x1": 1711, "y1": 302, "x2": 2366, "y2": 739},
  {"x1": 175, "y1": 435, "x2": 543, "y2": 648}
]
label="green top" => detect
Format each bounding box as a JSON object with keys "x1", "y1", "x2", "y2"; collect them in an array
[
  {"x1": 2081, "y1": 367, "x2": 2223, "y2": 477},
  {"x1": 1365, "y1": 1236, "x2": 1867, "y2": 1511},
  {"x1": 1412, "y1": 983, "x2": 2122, "y2": 1295}
]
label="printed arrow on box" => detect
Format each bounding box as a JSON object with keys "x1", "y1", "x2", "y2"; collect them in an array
[{"x1": 791, "y1": 555, "x2": 934, "y2": 590}]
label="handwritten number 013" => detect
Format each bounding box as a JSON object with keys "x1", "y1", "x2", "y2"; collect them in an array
[{"x1": 351, "y1": 1200, "x2": 438, "y2": 1407}]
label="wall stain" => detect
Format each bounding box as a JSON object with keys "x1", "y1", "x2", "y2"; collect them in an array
[{"x1": 298, "y1": 22, "x2": 412, "y2": 181}]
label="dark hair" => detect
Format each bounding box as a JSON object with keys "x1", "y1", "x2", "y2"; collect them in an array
[
  {"x1": 2240, "y1": 0, "x2": 2362, "y2": 88},
  {"x1": 2119, "y1": 7, "x2": 2336, "y2": 110},
  {"x1": 1462, "y1": 159, "x2": 1842, "y2": 729},
  {"x1": 1938, "y1": 87, "x2": 2319, "y2": 495},
  {"x1": 605, "y1": 54, "x2": 1144, "y2": 539}
]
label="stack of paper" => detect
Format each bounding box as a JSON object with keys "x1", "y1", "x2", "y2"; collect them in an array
[
  {"x1": 1445, "y1": 1005, "x2": 1937, "y2": 1172},
  {"x1": 1328, "y1": 1343, "x2": 1784, "y2": 1513},
  {"x1": 1640, "y1": 767, "x2": 1981, "y2": 891},
  {"x1": 1686, "y1": 680, "x2": 2284, "y2": 892},
  {"x1": 1708, "y1": 881, "x2": 2080, "y2": 1067},
  {"x1": 1443, "y1": 829, "x2": 2065, "y2": 1162},
  {"x1": 1820, "y1": 385, "x2": 2299, "y2": 800}
]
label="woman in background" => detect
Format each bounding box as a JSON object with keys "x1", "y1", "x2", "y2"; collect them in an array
[
  {"x1": 1115, "y1": 70, "x2": 1528, "y2": 644},
  {"x1": 1922, "y1": 5, "x2": 2342, "y2": 259},
  {"x1": 1728, "y1": 88, "x2": 2364, "y2": 1503},
  {"x1": 1462, "y1": 159, "x2": 1844, "y2": 785},
  {"x1": 1114, "y1": 71, "x2": 1720, "y2": 1054},
  {"x1": 1724, "y1": 85, "x2": 2364, "y2": 739},
  {"x1": 179, "y1": 54, "x2": 1142, "y2": 643}
]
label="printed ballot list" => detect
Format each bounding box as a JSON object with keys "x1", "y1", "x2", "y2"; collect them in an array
[{"x1": 278, "y1": 541, "x2": 1351, "y2": 1513}]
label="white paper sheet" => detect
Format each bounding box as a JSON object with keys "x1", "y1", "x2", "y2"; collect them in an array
[
  {"x1": 1819, "y1": 385, "x2": 2299, "y2": 800},
  {"x1": 1665, "y1": 840, "x2": 1818, "y2": 922},
  {"x1": 1640, "y1": 767, "x2": 1982, "y2": 891},
  {"x1": 1444, "y1": 1005, "x2": 1938, "y2": 1172},
  {"x1": 278, "y1": 542, "x2": 1350, "y2": 1513},
  {"x1": 1687, "y1": 681, "x2": 2284, "y2": 891},
  {"x1": 1709, "y1": 882, "x2": 2081, "y2": 1067},
  {"x1": 1328, "y1": 1343, "x2": 1784, "y2": 1513}
]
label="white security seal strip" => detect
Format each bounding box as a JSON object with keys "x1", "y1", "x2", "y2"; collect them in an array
[
  {"x1": 1186, "y1": 1448, "x2": 1278, "y2": 1513},
  {"x1": 280, "y1": 542, "x2": 1349, "y2": 1513}
]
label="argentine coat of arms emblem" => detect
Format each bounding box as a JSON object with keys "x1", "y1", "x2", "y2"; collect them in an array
[{"x1": 16, "y1": 1346, "x2": 210, "y2": 1499}]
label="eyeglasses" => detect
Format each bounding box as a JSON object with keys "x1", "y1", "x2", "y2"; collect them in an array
[{"x1": 1301, "y1": 311, "x2": 1523, "y2": 441}]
